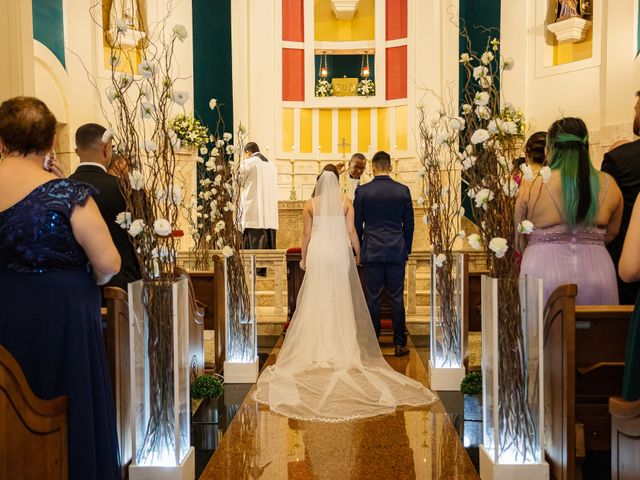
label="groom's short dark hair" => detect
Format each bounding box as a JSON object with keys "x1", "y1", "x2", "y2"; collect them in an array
[{"x1": 371, "y1": 151, "x2": 391, "y2": 170}]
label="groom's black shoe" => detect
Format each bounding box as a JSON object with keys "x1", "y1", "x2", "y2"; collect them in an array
[{"x1": 394, "y1": 345, "x2": 409, "y2": 357}]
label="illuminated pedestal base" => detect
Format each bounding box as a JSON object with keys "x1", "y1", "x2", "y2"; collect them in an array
[
  {"x1": 428, "y1": 362, "x2": 465, "y2": 391},
  {"x1": 479, "y1": 446, "x2": 549, "y2": 480},
  {"x1": 224, "y1": 358, "x2": 259, "y2": 383},
  {"x1": 129, "y1": 446, "x2": 195, "y2": 480}
]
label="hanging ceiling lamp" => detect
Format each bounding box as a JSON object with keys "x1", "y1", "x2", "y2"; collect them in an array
[
  {"x1": 319, "y1": 53, "x2": 328, "y2": 79},
  {"x1": 360, "y1": 52, "x2": 370, "y2": 78}
]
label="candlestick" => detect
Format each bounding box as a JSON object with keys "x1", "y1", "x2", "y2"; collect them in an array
[
  {"x1": 317, "y1": 145, "x2": 321, "y2": 173},
  {"x1": 289, "y1": 151, "x2": 297, "y2": 200}
]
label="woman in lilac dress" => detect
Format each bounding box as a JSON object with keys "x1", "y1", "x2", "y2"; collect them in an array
[
  {"x1": 516, "y1": 117, "x2": 623, "y2": 305},
  {"x1": 0, "y1": 97, "x2": 121, "y2": 478}
]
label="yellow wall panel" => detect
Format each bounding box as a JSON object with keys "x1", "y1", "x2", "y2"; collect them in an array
[
  {"x1": 338, "y1": 109, "x2": 352, "y2": 154},
  {"x1": 319, "y1": 109, "x2": 333, "y2": 153},
  {"x1": 299, "y1": 109, "x2": 313, "y2": 153},
  {"x1": 314, "y1": 0, "x2": 375, "y2": 41},
  {"x1": 377, "y1": 108, "x2": 390, "y2": 152},
  {"x1": 282, "y1": 108, "x2": 294, "y2": 152},
  {"x1": 395, "y1": 106, "x2": 408, "y2": 151},
  {"x1": 553, "y1": 29, "x2": 593, "y2": 65},
  {"x1": 358, "y1": 109, "x2": 371, "y2": 154}
]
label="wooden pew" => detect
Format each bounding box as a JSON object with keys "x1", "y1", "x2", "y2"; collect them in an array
[
  {"x1": 609, "y1": 396, "x2": 640, "y2": 479},
  {"x1": 543, "y1": 284, "x2": 632, "y2": 480},
  {"x1": 0, "y1": 345, "x2": 68, "y2": 479}
]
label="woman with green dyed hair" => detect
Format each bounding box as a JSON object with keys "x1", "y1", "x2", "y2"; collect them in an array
[{"x1": 516, "y1": 117, "x2": 623, "y2": 305}]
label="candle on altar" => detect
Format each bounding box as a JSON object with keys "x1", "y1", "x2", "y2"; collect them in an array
[{"x1": 317, "y1": 145, "x2": 321, "y2": 173}]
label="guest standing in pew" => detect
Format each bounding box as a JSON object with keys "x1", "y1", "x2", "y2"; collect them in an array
[
  {"x1": 0, "y1": 97, "x2": 121, "y2": 479},
  {"x1": 354, "y1": 151, "x2": 414, "y2": 357},
  {"x1": 615, "y1": 194, "x2": 640, "y2": 401},
  {"x1": 601, "y1": 91, "x2": 640, "y2": 304},
  {"x1": 516, "y1": 117, "x2": 624, "y2": 305},
  {"x1": 70, "y1": 123, "x2": 141, "y2": 293},
  {"x1": 239, "y1": 142, "x2": 279, "y2": 276}
]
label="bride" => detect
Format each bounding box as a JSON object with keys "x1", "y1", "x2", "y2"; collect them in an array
[{"x1": 253, "y1": 165, "x2": 436, "y2": 421}]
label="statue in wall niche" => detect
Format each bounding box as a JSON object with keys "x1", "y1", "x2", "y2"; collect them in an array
[
  {"x1": 556, "y1": 0, "x2": 592, "y2": 21},
  {"x1": 106, "y1": 0, "x2": 147, "y2": 47}
]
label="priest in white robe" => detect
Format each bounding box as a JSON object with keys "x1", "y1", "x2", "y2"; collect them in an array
[
  {"x1": 337, "y1": 152, "x2": 371, "y2": 200},
  {"x1": 239, "y1": 142, "x2": 279, "y2": 275}
]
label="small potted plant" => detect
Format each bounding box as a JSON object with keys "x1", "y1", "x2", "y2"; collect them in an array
[
  {"x1": 460, "y1": 370, "x2": 482, "y2": 421},
  {"x1": 191, "y1": 373, "x2": 224, "y2": 414}
]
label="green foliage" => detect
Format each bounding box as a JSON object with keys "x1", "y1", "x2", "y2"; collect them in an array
[
  {"x1": 191, "y1": 374, "x2": 224, "y2": 399},
  {"x1": 460, "y1": 371, "x2": 482, "y2": 396},
  {"x1": 170, "y1": 114, "x2": 210, "y2": 149}
]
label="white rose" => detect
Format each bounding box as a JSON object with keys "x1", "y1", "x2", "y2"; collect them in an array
[
  {"x1": 417, "y1": 167, "x2": 427, "y2": 178},
  {"x1": 216, "y1": 139, "x2": 225, "y2": 148},
  {"x1": 215, "y1": 220, "x2": 225, "y2": 233},
  {"x1": 129, "y1": 170, "x2": 145, "y2": 190},
  {"x1": 223, "y1": 132, "x2": 233, "y2": 142},
  {"x1": 503, "y1": 179, "x2": 519, "y2": 197},
  {"x1": 210, "y1": 147, "x2": 219, "y2": 157},
  {"x1": 489, "y1": 237, "x2": 509, "y2": 259},
  {"x1": 115, "y1": 211, "x2": 132, "y2": 229},
  {"x1": 475, "y1": 105, "x2": 491, "y2": 120},
  {"x1": 503, "y1": 121, "x2": 518, "y2": 135},
  {"x1": 434, "y1": 253, "x2": 446, "y2": 268},
  {"x1": 467, "y1": 187, "x2": 479, "y2": 199},
  {"x1": 462, "y1": 104, "x2": 473, "y2": 115},
  {"x1": 222, "y1": 245, "x2": 234, "y2": 258},
  {"x1": 172, "y1": 90, "x2": 189, "y2": 106},
  {"x1": 460, "y1": 152, "x2": 477, "y2": 170},
  {"x1": 417, "y1": 197, "x2": 425, "y2": 205},
  {"x1": 449, "y1": 116, "x2": 466, "y2": 131},
  {"x1": 172, "y1": 24, "x2": 188, "y2": 41},
  {"x1": 169, "y1": 129, "x2": 181, "y2": 149},
  {"x1": 474, "y1": 91, "x2": 490, "y2": 106},
  {"x1": 471, "y1": 129, "x2": 490, "y2": 145},
  {"x1": 540, "y1": 166, "x2": 552, "y2": 184},
  {"x1": 153, "y1": 218, "x2": 172, "y2": 236},
  {"x1": 503, "y1": 57, "x2": 515, "y2": 71},
  {"x1": 518, "y1": 220, "x2": 534, "y2": 235},
  {"x1": 101, "y1": 128, "x2": 114, "y2": 144},
  {"x1": 479, "y1": 75, "x2": 492, "y2": 90},
  {"x1": 459, "y1": 53, "x2": 471, "y2": 64},
  {"x1": 200, "y1": 146, "x2": 208, "y2": 155},
  {"x1": 226, "y1": 145, "x2": 235, "y2": 155},
  {"x1": 474, "y1": 188, "x2": 495, "y2": 210},
  {"x1": 205, "y1": 159, "x2": 216, "y2": 171},
  {"x1": 209, "y1": 98, "x2": 217, "y2": 109},
  {"x1": 521, "y1": 164, "x2": 534, "y2": 182},
  {"x1": 487, "y1": 120, "x2": 498, "y2": 133},
  {"x1": 468, "y1": 233, "x2": 482, "y2": 250},
  {"x1": 138, "y1": 60, "x2": 156, "y2": 79},
  {"x1": 128, "y1": 219, "x2": 145, "y2": 237},
  {"x1": 481, "y1": 51, "x2": 495, "y2": 65}
]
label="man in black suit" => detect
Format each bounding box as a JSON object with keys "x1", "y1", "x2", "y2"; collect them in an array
[
  {"x1": 354, "y1": 151, "x2": 414, "y2": 357},
  {"x1": 69, "y1": 123, "x2": 141, "y2": 292},
  {"x1": 601, "y1": 91, "x2": 640, "y2": 304}
]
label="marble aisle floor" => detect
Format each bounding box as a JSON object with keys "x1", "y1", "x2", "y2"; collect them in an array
[{"x1": 198, "y1": 336, "x2": 479, "y2": 480}]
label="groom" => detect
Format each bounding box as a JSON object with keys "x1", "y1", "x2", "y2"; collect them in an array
[{"x1": 354, "y1": 151, "x2": 414, "y2": 357}]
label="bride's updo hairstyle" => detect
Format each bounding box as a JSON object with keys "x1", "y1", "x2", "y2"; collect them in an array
[
  {"x1": 0, "y1": 96, "x2": 57, "y2": 157},
  {"x1": 547, "y1": 117, "x2": 600, "y2": 227}
]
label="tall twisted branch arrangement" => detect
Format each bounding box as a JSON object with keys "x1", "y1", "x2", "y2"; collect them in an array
[
  {"x1": 417, "y1": 90, "x2": 464, "y2": 367},
  {"x1": 457, "y1": 28, "x2": 537, "y2": 461},
  {"x1": 188, "y1": 114, "x2": 254, "y2": 363},
  {"x1": 89, "y1": 1, "x2": 192, "y2": 464}
]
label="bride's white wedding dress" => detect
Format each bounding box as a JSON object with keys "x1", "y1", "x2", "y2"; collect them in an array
[{"x1": 253, "y1": 172, "x2": 436, "y2": 422}]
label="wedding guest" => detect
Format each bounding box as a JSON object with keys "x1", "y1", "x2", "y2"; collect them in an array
[
  {"x1": 601, "y1": 91, "x2": 640, "y2": 304},
  {"x1": 355, "y1": 151, "x2": 414, "y2": 357},
  {"x1": 0, "y1": 97, "x2": 120, "y2": 478},
  {"x1": 69, "y1": 123, "x2": 141, "y2": 292},
  {"x1": 239, "y1": 142, "x2": 279, "y2": 276},
  {"x1": 516, "y1": 117, "x2": 623, "y2": 305},
  {"x1": 617, "y1": 194, "x2": 640, "y2": 401},
  {"x1": 337, "y1": 153, "x2": 371, "y2": 200}
]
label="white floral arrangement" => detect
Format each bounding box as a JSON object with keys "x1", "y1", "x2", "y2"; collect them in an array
[
  {"x1": 315, "y1": 79, "x2": 333, "y2": 97},
  {"x1": 169, "y1": 114, "x2": 210, "y2": 150},
  {"x1": 357, "y1": 78, "x2": 376, "y2": 97}
]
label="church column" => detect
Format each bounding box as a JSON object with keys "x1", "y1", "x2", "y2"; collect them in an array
[
  {"x1": 0, "y1": 0, "x2": 35, "y2": 99},
  {"x1": 231, "y1": 0, "x2": 250, "y2": 133}
]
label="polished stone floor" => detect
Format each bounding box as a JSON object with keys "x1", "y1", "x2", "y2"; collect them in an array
[{"x1": 196, "y1": 334, "x2": 479, "y2": 479}]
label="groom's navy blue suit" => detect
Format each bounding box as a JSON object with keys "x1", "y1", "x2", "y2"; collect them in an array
[{"x1": 354, "y1": 175, "x2": 414, "y2": 346}]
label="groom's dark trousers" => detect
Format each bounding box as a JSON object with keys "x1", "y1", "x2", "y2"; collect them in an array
[{"x1": 354, "y1": 175, "x2": 414, "y2": 347}]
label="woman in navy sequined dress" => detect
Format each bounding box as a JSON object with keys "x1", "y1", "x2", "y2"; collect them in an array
[{"x1": 0, "y1": 97, "x2": 121, "y2": 478}]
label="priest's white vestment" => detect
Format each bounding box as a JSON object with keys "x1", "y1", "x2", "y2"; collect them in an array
[{"x1": 239, "y1": 152, "x2": 279, "y2": 231}]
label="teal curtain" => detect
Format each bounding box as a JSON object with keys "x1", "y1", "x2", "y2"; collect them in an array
[
  {"x1": 459, "y1": 0, "x2": 501, "y2": 223},
  {"x1": 32, "y1": 0, "x2": 66, "y2": 67},
  {"x1": 192, "y1": 0, "x2": 234, "y2": 136}
]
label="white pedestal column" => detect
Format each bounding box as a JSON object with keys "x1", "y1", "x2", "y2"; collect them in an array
[
  {"x1": 479, "y1": 446, "x2": 549, "y2": 480},
  {"x1": 129, "y1": 447, "x2": 195, "y2": 480},
  {"x1": 175, "y1": 147, "x2": 198, "y2": 252}
]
